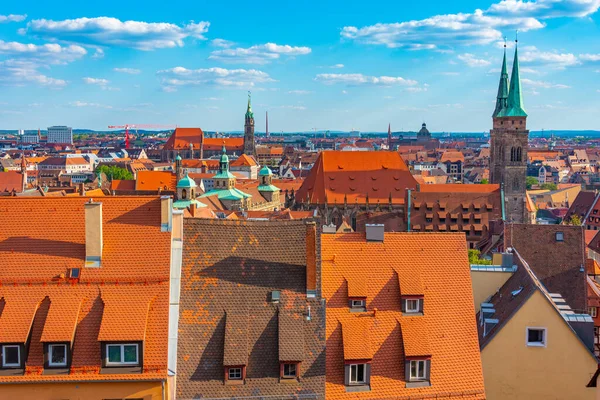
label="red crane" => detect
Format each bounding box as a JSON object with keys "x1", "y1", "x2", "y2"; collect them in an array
[{"x1": 107, "y1": 124, "x2": 177, "y2": 149}]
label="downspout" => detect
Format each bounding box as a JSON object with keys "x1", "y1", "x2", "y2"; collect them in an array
[
  {"x1": 407, "y1": 189, "x2": 412, "y2": 232},
  {"x1": 162, "y1": 380, "x2": 165, "y2": 400},
  {"x1": 500, "y1": 183, "x2": 506, "y2": 222}
]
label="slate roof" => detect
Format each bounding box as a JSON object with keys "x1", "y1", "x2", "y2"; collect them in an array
[
  {"x1": 322, "y1": 232, "x2": 485, "y2": 399},
  {"x1": 505, "y1": 224, "x2": 587, "y2": 313},
  {"x1": 0, "y1": 196, "x2": 171, "y2": 383},
  {"x1": 177, "y1": 219, "x2": 325, "y2": 399}
]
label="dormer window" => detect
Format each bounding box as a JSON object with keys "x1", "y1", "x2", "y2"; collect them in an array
[
  {"x1": 47, "y1": 343, "x2": 68, "y2": 368},
  {"x1": 1, "y1": 344, "x2": 21, "y2": 368},
  {"x1": 402, "y1": 297, "x2": 423, "y2": 315},
  {"x1": 349, "y1": 298, "x2": 367, "y2": 312},
  {"x1": 406, "y1": 358, "x2": 431, "y2": 385},
  {"x1": 556, "y1": 232, "x2": 564, "y2": 242},
  {"x1": 104, "y1": 343, "x2": 139, "y2": 366},
  {"x1": 228, "y1": 367, "x2": 243, "y2": 380}
]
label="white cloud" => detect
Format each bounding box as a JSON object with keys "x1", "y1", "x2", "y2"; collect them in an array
[
  {"x1": 341, "y1": 0, "x2": 599, "y2": 50},
  {"x1": 330, "y1": 63, "x2": 344, "y2": 68},
  {"x1": 314, "y1": 73, "x2": 417, "y2": 86},
  {"x1": 522, "y1": 78, "x2": 570, "y2": 88},
  {"x1": 405, "y1": 87, "x2": 428, "y2": 93},
  {"x1": 0, "y1": 59, "x2": 67, "y2": 87},
  {"x1": 91, "y1": 48, "x2": 104, "y2": 59},
  {"x1": 0, "y1": 40, "x2": 87, "y2": 64},
  {"x1": 201, "y1": 97, "x2": 224, "y2": 100},
  {"x1": 113, "y1": 67, "x2": 141, "y2": 74},
  {"x1": 83, "y1": 77, "x2": 109, "y2": 86},
  {"x1": 288, "y1": 90, "x2": 313, "y2": 94},
  {"x1": 441, "y1": 71, "x2": 460, "y2": 76},
  {"x1": 520, "y1": 47, "x2": 580, "y2": 68},
  {"x1": 458, "y1": 53, "x2": 492, "y2": 67},
  {"x1": 580, "y1": 53, "x2": 600, "y2": 61},
  {"x1": 275, "y1": 105, "x2": 307, "y2": 110},
  {"x1": 0, "y1": 14, "x2": 27, "y2": 23},
  {"x1": 157, "y1": 66, "x2": 274, "y2": 90},
  {"x1": 69, "y1": 100, "x2": 113, "y2": 109},
  {"x1": 341, "y1": 90, "x2": 348, "y2": 94},
  {"x1": 211, "y1": 38, "x2": 235, "y2": 48},
  {"x1": 26, "y1": 17, "x2": 210, "y2": 51},
  {"x1": 209, "y1": 43, "x2": 311, "y2": 64}
]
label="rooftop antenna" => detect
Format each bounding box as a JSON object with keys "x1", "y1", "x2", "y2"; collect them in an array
[{"x1": 515, "y1": 30, "x2": 518, "y2": 44}]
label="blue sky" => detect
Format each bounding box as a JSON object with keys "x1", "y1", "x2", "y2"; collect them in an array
[{"x1": 1, "y1": 0, "x2": 600, "y2": 132}]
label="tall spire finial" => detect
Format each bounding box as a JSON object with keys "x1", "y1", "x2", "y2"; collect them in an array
[
  {"x1": 503, "y1": 36, "x2": 507, "y2": 48},
  {"x1": 245, "y1": 90, "x2": 254, "y2": 119},
  {"x1": 515, "y1": 30, "x2": 519, "y2": 44}
]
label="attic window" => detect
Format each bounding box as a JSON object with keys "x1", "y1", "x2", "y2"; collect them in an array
[
  {"x1": 526, "y1": 327, "x2": 547, "y2": 347},
  {"x1": 402, "y1": 297, "x2": 424, "y2": 315},
  {"x1": 48, "y1": 343, "x2": 68, "y2": 367},
  {"x1": 1, "y1": 345, "x2": 21, "y2": 368},
  {"x1": 555, "y1": 232, "x2": 564, "y2": 242},
  {"x1": 228, "y1": 367, "x2": 243, "y2": 380},
  {"x1": 105, "y1": 343, "x2": 139, "y2": 366},
  {"x1": 409, "y1": 360, "x2": 427, "y2": 380},
  {"x1": 349, "y1": 298, "x2": 367, "y2": 312}
]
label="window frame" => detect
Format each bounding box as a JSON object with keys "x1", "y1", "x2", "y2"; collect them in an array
[
  {"x1": 351, "y1": 299, "x2": 366, "y2": 308},
  {"x1": 228, "y1": 367, "x2": 243, "y2": 380},
  {"x1": 591, "y1": 307, "x2": 598, "y2": 318},
  {"x1": 405, "y1": 298, "x2": 421, "y2": 313},
  {"x1": 105, "y1": 343, "x2": 140, "y2": 366},
  {"x1": 48, "y1": 343, "x2": 68, "y2": 368},
  {"x1": 281, "y1": 362, "x2": 299, "y2": 379},
  {"x1": 349, "y1": 363, "x2": 367, "y2": 385},
  {"x1": 526, "y1": 327, "x2": 547, "y2": 347},
  {"x1": 555, "y1": 232, "x2": 564, "y2": 242},
  {"x1": 1, "y1": 344, "x2": 21, "y2": 368},
  {"x1": 409, "y1": 359, "x2": 427, "y2": 381}
]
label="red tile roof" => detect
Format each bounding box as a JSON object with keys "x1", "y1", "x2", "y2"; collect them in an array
[
  {"x1": 296, "y1": 151, "x2": 417, "y2": 205},
  {"x1": 0, "y1": 171, "x2": 23, "y2": 192},
  {"x1": 230, "y1": 154, "x2": 257, "y2": 167},
  {"x1": 419, "y1": 184, "x2": 500, "y2": 193},
  {"x1": 110, "y1": 179, "x2": 136, "y2": 191},
  {"x1": 323, "y1": 232, "x2": 485, "y2": 399},
  {"x1": 203, "y1": 137, "x2": 244, "y2": 151},
  {"x1": 135, "y1": 170, "x2": 176, "y2": 191},
  {"x1": 341, "y1": 318, "x2": 372, "y2": 360},
  {"x1": 0, "y1": 196, "x2": 171, "y2": 383},
  {"x1": 163, "y1": 127, "x2": 204, "y2": 150}
]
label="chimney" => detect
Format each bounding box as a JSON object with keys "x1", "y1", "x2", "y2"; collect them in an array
[
  {"x1": 306, "y1": 222, "x2": 317, "y2": 298},
  {"x1": 366, "y1": 224, "x2": 384, "y2": 242},
  {"x1": 79, "y1": 182, "x2": 86, "y2": 196},
  {"x1": 161, "y1": 195, "x2": 173, "y2": 232},
  {"x1": 189, "y1": 201, "x2": 197, "y2": 217},
  {"x1": 84, "y1": 200, "x2": 103, "y2": 268}
]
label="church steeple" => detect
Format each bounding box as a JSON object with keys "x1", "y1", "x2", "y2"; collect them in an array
[
  {"x1": 506, "y1": 41, "x2": 527, "y2": 117},
  {"x1": 492, "y1": 44, "x2": 509, "y2": 118},
  {"x1": 243, "y1": 91, "x2": 256, "y2": 156}
]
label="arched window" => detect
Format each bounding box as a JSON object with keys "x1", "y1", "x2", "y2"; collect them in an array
[
  {"x1": 510, "y1": 147, "x2": 515, "y2": 162},
  {"x1": 182, "y1": 189, "x2": 187, "y2": 199},
  {"x1": 516, "y1": 147, "x2": 522, "y2": 162},
  {"x1": 499, "y1": 146, "x2": 505, "y2": 162}
]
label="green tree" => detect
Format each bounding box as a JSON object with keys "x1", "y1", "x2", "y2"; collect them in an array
[
  {"x1": 526, "y1": 176, "x2": 538, "y2": 190},
  {"x1": 468, "y1": 249, "x2": 492, "y2": 265},
  {"x1": 566, "y1": 214, "x2": 582, "y2": 226},
  {"x1": 480, "y1": 178, "x2": 489, "y2": 184},
  {"x1": 96, "y1": 165, "x2": 133, "y2": 181}
]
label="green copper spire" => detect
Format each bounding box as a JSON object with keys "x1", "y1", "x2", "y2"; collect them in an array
[
  {"x1": 245, "y1": 91, "x2": 254, "y2": 119},
  {"x1": 505, "y1": 42, "x2": 527, "y2": 117},
  {"x1": 492, "y1": 45, "x2": 509, "y2": 118}
]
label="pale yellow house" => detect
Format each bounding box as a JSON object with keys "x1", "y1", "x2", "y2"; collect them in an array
[{"x1": 478, "y1": 248, "x2": 598, "y2": 400}]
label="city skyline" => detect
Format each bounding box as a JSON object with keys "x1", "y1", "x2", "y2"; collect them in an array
[{"x1": 1, "y1": 0, "x2": 600, "y2": 132}]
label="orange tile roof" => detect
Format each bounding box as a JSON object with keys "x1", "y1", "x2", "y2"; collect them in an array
[
  {"x1": 0, "y1": 171, "x2": 23, "y2": 192},
  {"x1": 230, "y1": 154, "x2": 257, "y2": 167},
  {"x1": 110, "y1": 179, "x2": 136, "y2": 191},
  {"x1": 419, "y1": 184, "x2": 500, "y2": 193},
  {"x1": 296, "y1": 151, "x2": 417, "y2": 205},
  {"x1": 587, "y1": 258, "x2": 600, "y2": 276},
  {"x1": 136, "y1": 170, "x2": 176, "y2": 191},
  {"x1": 341, "y1": 318, "x2": 373, "y2": 360},
  {"x1": 322, "y1": 232, "x2": 485, "y2": 399},
  {"x1": 272, "y1": 178, "x2": 303, "y2": 192},
  {"x1": 203, "y1": 137, "x2": 244, "y2": 151},
  {"x1": 98, "y1": 288, "x2": 154, "y2": 342},
  {"x1": 40, "y1": 295, "x2": 84, "y2": 343},
  {"x1": 400, "y1": 317, "x2": 431, "y2": 357},
  {"x1": 0, "y1": 196, "x2": 171, "y2": 383},
  {"x1": 347, "y1": 277, "x2": 367, "y2": 298},
  {"x1": 163, "y1": 127, "x2": 204, "y2": 150},
  {"x1": 398, "y1": 270, "x2": 423, "y2": 296},
  {"x1": 440, "y1": 150, "x2": 465, "y2": 163}
]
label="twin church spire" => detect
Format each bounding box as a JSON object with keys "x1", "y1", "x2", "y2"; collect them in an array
[{"x1": 493, "y1": 41, "x2": 527, "y2": 119}]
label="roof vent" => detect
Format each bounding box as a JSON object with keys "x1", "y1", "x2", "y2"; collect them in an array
[
  {"x1": 511, "y1": 287, "x2": 524, "y2": 297},
  {"x1": 270, "y1": 291, "x2": 280, "y2": 304},
  {"x1": 483, "y1": 318, "x2": 499, "y2": 337},
  {"x1": 366, "y1": 224, "x2": 384, "y2": 242},
  {"x1": 68, "y1": 268, "x2": 81, "y2": 280},
  {"x1": 322, "y1": 223, "x2": 336, "y2": 234}
]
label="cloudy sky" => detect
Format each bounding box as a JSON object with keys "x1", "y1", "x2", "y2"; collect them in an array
[{"x1": 1, "y1": 0, "x2": 600, "y2": 132}]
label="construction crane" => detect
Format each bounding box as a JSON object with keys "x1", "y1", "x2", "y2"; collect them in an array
[{"x1": 107, "y1": 124, "x2": 177, "y2": 149}]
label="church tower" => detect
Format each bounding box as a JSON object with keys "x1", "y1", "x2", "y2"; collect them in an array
[
  {"x1": 490, "y1": 41, "x2": 529, "y2": 223},
  {"x1": 243, "y1": 91, "x2": 255, "y2": 156}
]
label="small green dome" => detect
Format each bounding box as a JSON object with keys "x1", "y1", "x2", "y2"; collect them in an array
[
  {"x1": 177, "y1": 173, "x2": 197, "y2": 188},
  {"x1": 176, "y1": 155, "x2": 182, "y2": 161},
  {"x1": 220, "y1": 145, "x2": 229, "y2": 163},
  {"x1": 259, "y1": 166, "x2": 273, "y2": 176}
]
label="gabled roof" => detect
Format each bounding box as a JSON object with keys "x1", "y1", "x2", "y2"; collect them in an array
[
  {"x1": 505, "y1": 224, "x2": 587, "y2": 313},
  {"x1": 230, "y1": 153, "x2": 257, "y2": 167},
  {"x1": 0, "y1": 196, "x2": 171, "y2": 383},
  {"x1": 0, "y1": 171, "x2": 23, "y2": 192},
  {"x1": 296, "y1": 151, "x2": 417, "y2": 205},
  {"x1": 163, "y1": 127, "x2": 204, "y2": 150},
  {"x1": 322, "y1": 232, "x2": 485, "y2": 399}
]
